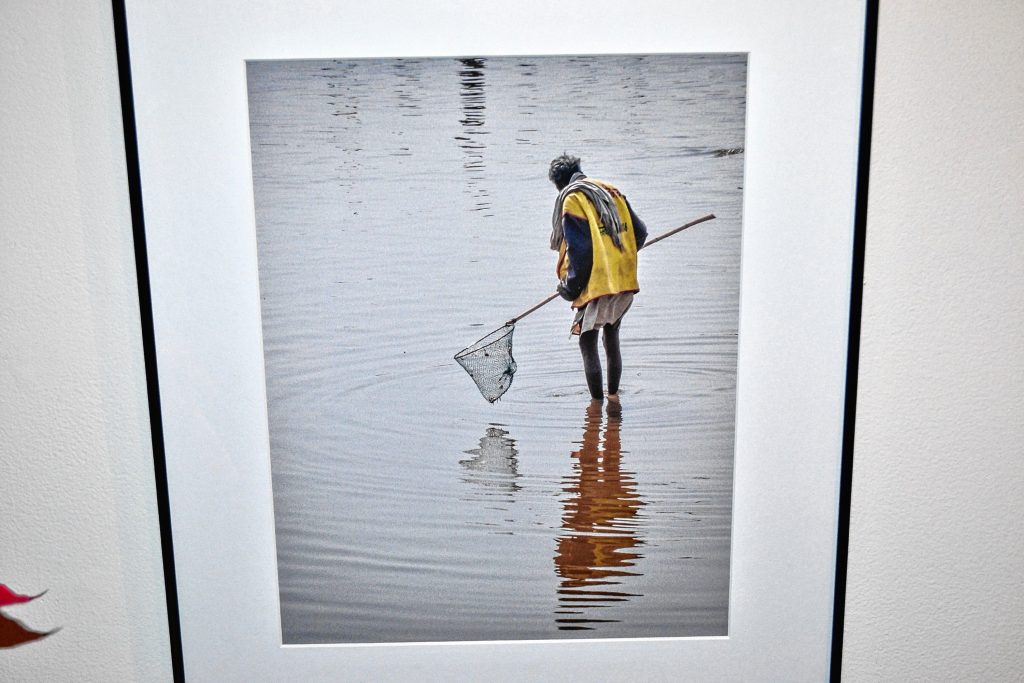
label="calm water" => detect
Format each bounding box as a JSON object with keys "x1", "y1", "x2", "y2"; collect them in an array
[{"x1": 247, "y1": 54, "x2": 745, "y2": 644}]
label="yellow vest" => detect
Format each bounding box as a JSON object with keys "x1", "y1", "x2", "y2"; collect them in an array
[{"x1": 556, "y1": 180, "x2": 640, "y2": 309}]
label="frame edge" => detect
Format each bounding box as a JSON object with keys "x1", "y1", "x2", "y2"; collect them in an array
[
  {"x1": 110, "y1": 1, "x2": 186, "y2": 680},
  {"x1": 830, "y1": 0, "x2": 879, "y2": 680}
]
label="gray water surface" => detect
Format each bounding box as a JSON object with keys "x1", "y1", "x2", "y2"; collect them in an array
[{"x1": 247, "y1": 53, "x2": 745, "y2": 644}]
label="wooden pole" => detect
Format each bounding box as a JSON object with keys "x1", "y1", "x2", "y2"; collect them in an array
[{"x1": 505, "y1": 213, "x2": 716, "y2": 325}]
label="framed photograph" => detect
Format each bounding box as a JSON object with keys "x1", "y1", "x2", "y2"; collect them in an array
[{"x1": 114, "y1": 0, "x2": 874, "y2": 679}]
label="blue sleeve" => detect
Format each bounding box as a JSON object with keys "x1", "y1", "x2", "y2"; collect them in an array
[
  {"x1": 627, "y1": 199, "x2": 648, "y2": 250},
  {"x1": 558, "y1": 213, "x2": 592, "y2": 301}
]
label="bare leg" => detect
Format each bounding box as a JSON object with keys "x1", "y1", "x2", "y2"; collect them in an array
[
  {"x1": 579, "y1": 329, "x2": 604, "y2": 400},
  {"x1": 603, "y1": 319, "x2": 622, "y2": 398}
]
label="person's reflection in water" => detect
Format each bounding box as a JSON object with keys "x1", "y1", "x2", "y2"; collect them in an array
[{"x1": 554, "y1": 400, "x2": 644, "y2": 631}]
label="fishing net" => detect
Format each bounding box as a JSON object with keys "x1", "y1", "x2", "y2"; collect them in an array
[{"x1": 454, "y1": 324, "x2": 517, "y2": 403}]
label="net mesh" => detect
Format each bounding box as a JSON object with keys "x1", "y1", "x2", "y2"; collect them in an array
[{"x1": 454, "y1": 325, "x2": 517, "y2": 403}]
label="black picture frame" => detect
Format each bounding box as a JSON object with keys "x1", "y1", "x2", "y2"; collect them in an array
[{"x1": 112, "y1": 1, "x2": 878, "y2": 679}]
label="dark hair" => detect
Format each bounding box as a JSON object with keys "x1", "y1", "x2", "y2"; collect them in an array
[{"x1": 548, "y1": 154, "x2": 581, "y2": 190}]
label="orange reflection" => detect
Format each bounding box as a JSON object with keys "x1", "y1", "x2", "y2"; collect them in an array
[{"x1": 554, "y1": 400, "x2": 645, "y2": 631}]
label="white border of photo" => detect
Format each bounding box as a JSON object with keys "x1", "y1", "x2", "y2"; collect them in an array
[{"x1": 122, "y1": 1, "x2": 866, "y2": 679}]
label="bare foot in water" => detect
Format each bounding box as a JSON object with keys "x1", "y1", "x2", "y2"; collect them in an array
[{"x1": 605, "y1": 394, "x2": 622, "y2": 417}]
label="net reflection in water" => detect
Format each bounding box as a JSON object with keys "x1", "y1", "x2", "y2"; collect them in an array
[{"x1": 459, "y1": 424, "x2": 521, "y2": 499}]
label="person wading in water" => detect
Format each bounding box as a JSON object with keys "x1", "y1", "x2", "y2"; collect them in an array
[{"x1": 548, "y1": 154, "x2": 648, "y2": 402}]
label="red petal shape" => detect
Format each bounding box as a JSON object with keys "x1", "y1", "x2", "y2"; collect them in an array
[
  {"x1": 0, "y1": 612, "x2": 56, "y2": 648},
  {"x1": 0, "y1": 584, "x2": 44, "y2": 607}
]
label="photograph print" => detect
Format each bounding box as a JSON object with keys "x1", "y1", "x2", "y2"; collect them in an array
[{"x1": 246, "y1": 52, "x2": 746, "y2": 644}]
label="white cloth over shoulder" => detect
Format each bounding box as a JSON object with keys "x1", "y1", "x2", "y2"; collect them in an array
[{"x1": 572, "y1": 292, "x2": 634, "y2": 335}]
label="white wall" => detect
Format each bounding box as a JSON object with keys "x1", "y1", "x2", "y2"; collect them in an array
[
  {"x1": 842, "y1": 1, "x2": 1024, "y2": 679},
  {"x1": 0, "y1": 2, "x2": 171, "y2": 680},
  {"x1": 0, "y1": 1, "x2": 1020, "y2": 681}
]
